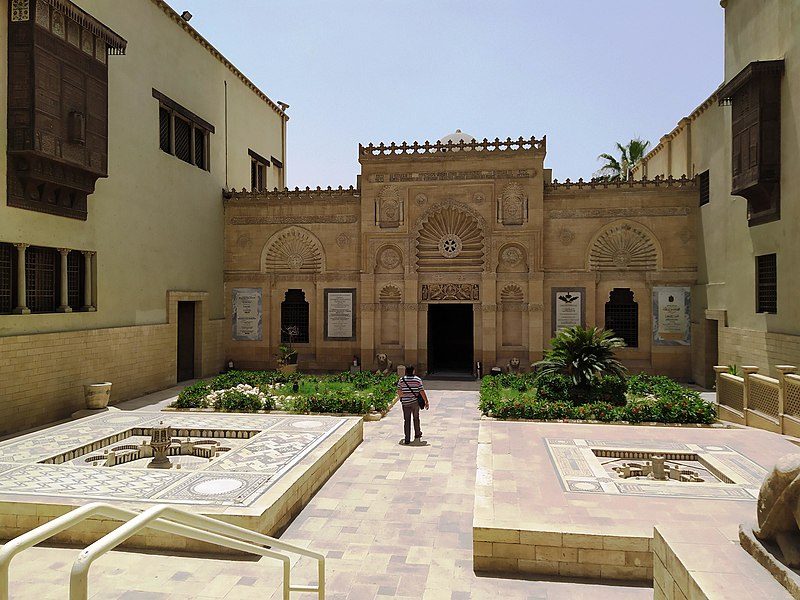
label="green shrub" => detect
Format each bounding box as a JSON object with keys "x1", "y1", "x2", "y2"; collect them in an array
[{"x1": 533, "y1": 372, "x2": 572, "y2": 403}]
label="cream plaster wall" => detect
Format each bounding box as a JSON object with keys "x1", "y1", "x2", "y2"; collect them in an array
[
  {"x1": 1, "y1": 0, "x2": 285, "y2": 433},
  {"x1": 637, "y1": 0, "x2": 800, "y2": 384}
]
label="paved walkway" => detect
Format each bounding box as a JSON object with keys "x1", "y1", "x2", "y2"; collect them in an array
[{"x1": 5, "y1": 382, "x2": 651, "y2": 599}]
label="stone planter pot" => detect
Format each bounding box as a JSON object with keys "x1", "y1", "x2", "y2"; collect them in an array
[{"x1": 84, "y1": 382, "x2": 112, "y2": 409}]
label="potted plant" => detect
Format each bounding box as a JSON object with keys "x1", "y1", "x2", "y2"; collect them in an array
[{"x1": 277, "y1": 326, "x2": 299, "y2": 373}]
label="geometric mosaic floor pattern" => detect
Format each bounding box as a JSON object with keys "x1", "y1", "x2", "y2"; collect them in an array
[
  {"x1": 0, "y1": 410, "x2": 347, "y2": 507},
  {"x1": 545, "y1": 437, "x2": 767, "y2": 501}
]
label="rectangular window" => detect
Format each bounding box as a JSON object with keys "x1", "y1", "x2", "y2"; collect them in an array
[
  {"x1": 756, "y1": 254, "x2": 777, "y2": 314},
  {"x1": 0, "y1": 243, "x2": 14, "y2": 314},
  {"x1": 249, "y1": 149, "x2": 269, "y2": 192},
  {"x1": 698, "y1": 170, "x2": 710, "y2": 206},
  {"x1": 67, "y1": 251, "x2": 84, "y2": 310},
  {"x1": 152, "y1": 89, "x2": 214, "y2": 172},
  {"x1": 26, "y1": 246, "x2": 58, "y2": 313}
]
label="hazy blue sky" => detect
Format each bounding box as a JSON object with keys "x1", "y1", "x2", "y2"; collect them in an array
[{"x1": 165, "y1": 1, "x2": 724, "y2": 188}]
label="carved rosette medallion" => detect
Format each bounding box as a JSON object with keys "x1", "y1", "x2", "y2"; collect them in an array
[
  {"x1": 11, "y1": 0, "x2": 30, "y2": 21},
  {"x1": 473, "y1": 192, "x2": 485, "y2": 204},
  {"x1": 679, "y1": 227, "x2": 692, "y2": 245},
  {"x1": 379, "y1": 247, "x2": 402, "y2": 269},
  {"x1": 235, "y1": 233, "x2": 252, "y2": 249},
  {"x1": 415, "y1": 193, "x2": 427, "y2": 205},
  {"x1": 501, "y1": 246, "x2": 523, "y2": 266},
  {"x1": 421, "y1": 283, "x2": 479, "y2": 301},
  {"x1": 559, "y1": 228, "x2": 575, "y2": 245},
  {"x1": 287, "y1": 254, "x2": 304, "y2": 270},
  {"x1": 439, "y1": 234, "x2": 463, "y2": 258},
  {"x1": 336, "y1": 233, "x2": 350, "y2": 248}
]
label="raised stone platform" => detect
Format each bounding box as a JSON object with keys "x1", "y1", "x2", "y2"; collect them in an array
[
  {"x1": 474, "y1": 420, "x2": 799, "y2": 582},
  {"x1": 0, "y1": 409, "x2": 362, "y2": 552}
]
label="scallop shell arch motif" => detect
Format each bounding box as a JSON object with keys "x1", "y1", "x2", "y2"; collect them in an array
[
  {"x1": 500, "y1": 284, "x2": 524, "y2": 302},
  {"x1": 263, "y1": 227, "x2": 323, "y2": 272},
  {"x1": 589, "y1": 223, "x2": 657, "y2": 270},
  {"x1": 379, "y1": 285, "x2": 402, "y2": 302},
  {"x1": 416, "y1": 204, "x2": 483, "y2": 272}
]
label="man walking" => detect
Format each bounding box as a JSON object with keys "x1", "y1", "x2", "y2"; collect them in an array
[{"x1": 397, "y1": 365, "x2": 429, "y2": 445}]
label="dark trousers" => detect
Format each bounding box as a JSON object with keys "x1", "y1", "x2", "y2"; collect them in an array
[{"x1": 402, "y1": 402, "x2": 422, "y2": 442}]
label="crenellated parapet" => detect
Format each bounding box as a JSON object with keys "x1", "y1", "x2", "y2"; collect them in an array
[
  {"x1": 359, "y1": 136, "x2": 546, "y2": 161},
  {"x1": 545, "y1": 174, "x2": 696, "y2": 192},
  {"x1": 224, "y1": 185, "x2": 360, "y2": 203}
]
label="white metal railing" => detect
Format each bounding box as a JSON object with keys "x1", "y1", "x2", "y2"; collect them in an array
[{"x1": 0, "y1": 502, "x2": 324, "y2": 600}]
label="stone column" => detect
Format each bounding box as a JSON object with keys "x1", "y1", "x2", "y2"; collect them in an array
[
  {"x1": 12, "y1": 243, "x2": 30, "y2": 314},
  {"x1": 57, "y1": 248, "x2": 72, "y2": 313},
  {"x1": 82, "y1": 251, "x2": 96, "y2": 311},
  {"x1": 712, "y1": 365, "x2": 729, "y2": 398}
]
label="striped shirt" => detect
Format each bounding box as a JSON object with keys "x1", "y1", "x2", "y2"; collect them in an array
[{"x1": 398, "y1": 375, "x2": 424, "y2": 406}]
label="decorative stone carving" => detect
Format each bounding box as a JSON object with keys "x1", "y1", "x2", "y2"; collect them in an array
[
  {"x1": 500, "y1": 284, "x2": 524, "y2": 302},
  {"x1": 473, "y1": 192, "x2": 485, "y2": 204},
  {"x1": 378, "y1": 185, "x2": 401, "y2": 228},
  {"x1": 500, "y1": 183, "x2": 525, "y2": 225},
  {"x1": 529, "y1": 303, "x2": 544, "y2": 312},
  {"x1": 438, "y1": 234, "x2": 463, "y2": 258},
  {"x1": 235, "y1": 234, "x2": 251, "y2": 249},
  {"x1": 421, "y1": 283, "x2": 479, "y2": 301},
  {"x1": 549, "y1": 207, "x2": 689, "y2": 219},
  {"x1": 754, "y1": 454, "x2": 800, "y2": 567},
  {"x1": 590, "y1": 223, "x2": 657, "y2": 270},
  {"x1": 378, "y1": 246, "x2": 402, "y2": 270},
  {"x1": 481, "y1": 304, "x2": 498, "y2": 312},
  {"x1": 231, "y1": 215, "x2": 357, "y2": 225},
  {"x1": 336, "y1": 233, "x2": 350, "y2": 248},
  {"x1": 500, "y1": 246, "x2": 523, "y2": 266},
  {"x1": 679, "y1": 227, "x2": 693, "y2": 244},
  {"x1": 559, "y1": 228, "x2": 575, "y2": 245},
  {"x1": 416, "y1": 203, "x2": 484, "y2": 272},
  {"x1": 415, "y1": 193, "x2": 427, "y2": 205},
  {"x1": 263, "y1": 227, "x2": 323, "y2": 272},
  {"x1": 379, "y1": 285, "x2": 402, "y2": 302}
]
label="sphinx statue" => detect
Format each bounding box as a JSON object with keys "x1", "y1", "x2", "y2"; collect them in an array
[
  {"x1": 375, "y1": 353, "x2": 393, "y2": 375},
  {"x1": 755, "y1": 453, "x2": 800, "y2": 567},
  {"x1": 506, "y1": 357, "x2": 522, "y2": 374}
]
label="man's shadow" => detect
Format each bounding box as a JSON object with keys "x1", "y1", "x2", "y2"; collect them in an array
[{"x1": 399, "y1": 439, "x2": 429, "y2": 446}]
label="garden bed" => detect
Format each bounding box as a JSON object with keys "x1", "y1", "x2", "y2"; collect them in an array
[
  {"x1": 172, "y1": 370, "x2": 398, "y2": 416},
  {"x1": 479, "y1": 372, "x2": 717, "y2": 425}
]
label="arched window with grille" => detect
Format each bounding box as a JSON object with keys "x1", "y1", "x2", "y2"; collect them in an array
[
  {"x1": 604, "y1": 288, "x2": 638, "y2": 348},
  {"x1": 281, "y1": 289, "x2": 309, "y2": 343}
]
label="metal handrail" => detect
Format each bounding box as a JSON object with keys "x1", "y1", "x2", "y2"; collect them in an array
[{"x1": 0, "y1": 502, "x2": 324, "y2": 600}]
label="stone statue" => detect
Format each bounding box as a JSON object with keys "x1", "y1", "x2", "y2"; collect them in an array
[
  {"x1": 754, "y1": 453, "x2": 800, "y2": 567},
  {"x1": 506, "y1": 357, "x2": 522, "y2": 373},
  {"x1": 375, "y1": 353, "x2": 393, "y2": 375}
]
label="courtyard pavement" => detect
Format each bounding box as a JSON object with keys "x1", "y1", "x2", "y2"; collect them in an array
[{"x1": 6, "y1": 381, "x2": 654, "y2": 599}]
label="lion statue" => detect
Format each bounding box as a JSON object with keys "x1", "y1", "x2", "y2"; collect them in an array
[
  {"x1": 506, "y1": 357, "x2": 522, "y2": 374},
  {"x1": 754, "y1": 453, "x2": 800, "y2": 567},
  {"x1": 375, "y1": 353, "x2": 393, "y2": 375}
]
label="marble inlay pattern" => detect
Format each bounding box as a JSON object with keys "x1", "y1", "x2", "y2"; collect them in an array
[
  {"x1": 0, "y1": 411, "x2": 347, "y2": 507},
  {"x1": 546, "y1": 438, "x2": 766, "y2": 501}
]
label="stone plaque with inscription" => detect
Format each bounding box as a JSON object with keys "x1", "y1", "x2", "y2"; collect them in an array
[
  {"x1": 552, "y1": 288, "x2": 584, "y2": 336},
  {"x1": 652, "y1": 286, "x2": 691, "y2": 345},
  {"x1": 232, "y1": 288, "x2": 262, "y2": 341},
  {"x1": 325, "y1": 289, "x2": 356, "y2": 340}
]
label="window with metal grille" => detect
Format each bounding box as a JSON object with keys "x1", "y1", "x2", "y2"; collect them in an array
[
  {"x1": 159, "y1": 106, "x2": 171, "y2": 153},
  {"x1": 152, "y1": 89, "x2": 214, "y2": 172},
  {"x1": 249, "y1": 150, "x2": 269, "y2": 192},
  {"x1": 698, "y1": 170, "x2": 710, "y2": 206},
  {"x1": 174, "y1": 116, "x2": 191, "y2": 163},
  {"x1": 67, "y1": 251, "x2": 84, "y2": 310},
  {"x1": 26, "y1": 246, "x2": 57, "y2": 313},
  {"x1": 604, "y1": 288, "x2": 638, "y2": 348},
  {"x1": 281, "y1": 289, "x2": 309, "y2": 343},
  {"x1": 0, "y1": 243, "x2": 14, "y2": 314},
  {"x1": 756, "y1": 254, "x2": 777, "y2": 313}
]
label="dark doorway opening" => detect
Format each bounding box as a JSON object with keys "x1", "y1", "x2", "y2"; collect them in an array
[
  {"x1": 177, "y1": 301, "x2": 195, "y2": 382},
  {"x1": 427, "y1": 303, "x2": 473, "y2": 376}
]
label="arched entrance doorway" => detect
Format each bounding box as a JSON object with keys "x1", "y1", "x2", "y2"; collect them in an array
[{"x1": 427, "y1": 303, "x2": 473, "y2": 377}]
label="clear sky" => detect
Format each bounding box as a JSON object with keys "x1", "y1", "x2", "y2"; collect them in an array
[{"x1": 164, "y1": 1, "x2": 724, "y2": 188}]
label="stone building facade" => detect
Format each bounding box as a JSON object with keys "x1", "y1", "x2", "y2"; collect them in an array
[{"x1": 224, "y1": 133, "x2": 699, "y2": 379}]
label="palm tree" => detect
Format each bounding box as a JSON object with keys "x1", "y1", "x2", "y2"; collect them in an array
[
  {"x1": 534, "y1": 326, "x2": 627, "y2": 389},
  {"x1": 596, "y1": 138, "x2": 651, "y2": 181}
]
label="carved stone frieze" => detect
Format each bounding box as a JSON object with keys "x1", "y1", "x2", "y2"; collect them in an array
[
  {"x1": 500, "y1": 183, "x2": 526, "y2": 225},
  {"x1": 481, "y1": 304, "x2": 498, "y2": 312},
  {"x1": 368, "y1": 169, "x2": 536, "y2": 184},
  {"x1": 421, "y1": 283, "x2": 479, "y2": 301},
  {"x1": 402, "y1": 303, "x2": 420, "y2": 311},
  {"x1": 378, "y1": 185, "x2": 401, "y2": 228},
  {"x1": 548, "y1": 207, "x2": 689, "y2": 219},
  {"x1": 529, "y1": 303, "x2": 544, "y2": 312},
  {"x1": 230, "y1": 215, "x2": 357, "y2": 225},
  {"x1": 359, "y1": 303, "x2": 378, "y2": 311}
]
